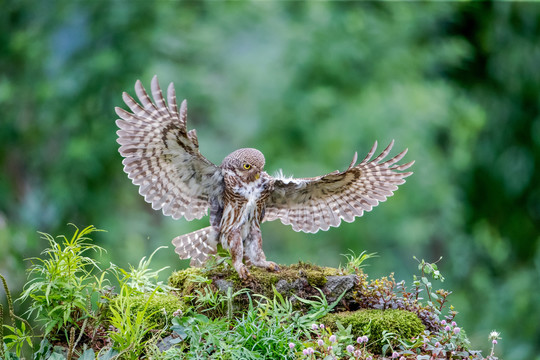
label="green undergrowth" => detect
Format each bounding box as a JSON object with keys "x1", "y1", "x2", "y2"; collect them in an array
[
  {"x1": 323, "y1": 310, "x2": 425, "y2": 354},
  {"x1": 112, "y1": 293, "x2": 185, "y2": 330},
  {"x1": 1, "y1": 225, "x2": 502, "y2": 360},
  {"x1": 168, "y1": 261, "x2": 343, "y2": 313}
]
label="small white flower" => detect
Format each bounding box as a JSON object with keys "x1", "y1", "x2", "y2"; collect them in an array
[{"x1": 489, "y1": 330, "x2": 501, "y2": 340}]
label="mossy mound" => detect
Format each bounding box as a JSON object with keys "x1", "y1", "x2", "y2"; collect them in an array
[
  {"x1": 168, "y1": 262, "x2": 355, "y2": 309},
  {"x1": 121, "y1": 293, "x2": 186, "y2": 328},
  {"x1": 323, "y1": 309, "x2": 425, "y2": 354},
  {"x1": 168, "y1": 261, "x2": 432, "y2": 348}
]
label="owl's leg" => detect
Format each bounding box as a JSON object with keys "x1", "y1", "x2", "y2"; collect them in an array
[
  {"x1": 226, "y1": 229, "x2": 250, "y2": 280},
  {"x1": 244, "y1": 227, "x2": 280, "y2": 272}
]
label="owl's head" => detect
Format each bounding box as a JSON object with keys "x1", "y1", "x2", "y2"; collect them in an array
[{"x1": 221, "y1": 148, "x2": 265, "y2": 182}]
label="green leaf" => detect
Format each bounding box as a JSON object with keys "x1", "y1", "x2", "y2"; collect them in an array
[
  {"x1": 44, "y1": 319, "x2": 59, "y2": 334},
  {"x1": 25, "y1": 334, "x2": 33, "y2": 347},
  {"x1": 48, "y1": 353, "x2": 66, "y2": 360},
  {"x1": 2, "y1": 352, "x2": 21, "y2": 360},
  {"x1": 79, "y1": 348, "x2": 96, "y2": 360}
]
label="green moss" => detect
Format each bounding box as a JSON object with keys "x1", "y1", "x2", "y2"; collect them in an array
[
  {"x1": 323, "y1": 309, "x2": 425, "y2": 354},
  {"x1": 168, "y1": 267, "x2": 206, "y2": 290},
  {"x1": 124, "y1": 293, "x2": 185, "y2": 329},
  {"x1": 168, "y1": 262, "x2": 347, "y2": 309}
]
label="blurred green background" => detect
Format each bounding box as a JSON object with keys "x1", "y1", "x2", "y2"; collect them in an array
[{"x1": 1, "y1": 1, "x2": 539, "y2": 359}]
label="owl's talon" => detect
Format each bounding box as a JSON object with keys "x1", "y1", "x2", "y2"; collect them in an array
[
  {"x1": 266, "y1": 261, "x2": 280, "y2": 272},
  {"x1": 236, "y1": 264, "x2": 251, "y2": 280}
]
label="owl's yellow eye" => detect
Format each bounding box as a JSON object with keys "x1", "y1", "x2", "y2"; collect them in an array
[{"x1": 243, "y1": 163, "x2": 251, "y2": 170}]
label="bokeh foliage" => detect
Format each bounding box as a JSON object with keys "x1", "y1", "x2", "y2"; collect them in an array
[{"x1": 1, "y1": 2, "x2": 539, "y2": 359}]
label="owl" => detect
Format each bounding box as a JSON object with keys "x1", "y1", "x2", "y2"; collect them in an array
[{"x1": 115, "y1": 76, "x2": 413, "y2": 279}]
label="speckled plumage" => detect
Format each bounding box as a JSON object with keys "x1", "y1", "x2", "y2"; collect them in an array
[{"x1": 116, "y1": 76, "x2": 414, "y2": 279}]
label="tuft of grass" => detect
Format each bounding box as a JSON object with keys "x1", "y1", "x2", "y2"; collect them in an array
[
  {"x1": 18, "y1": 224, "x2": 105, "y2": 337},
  {"x1": 112, "y1": 246, "x2": 174, "y2": 294},
  {"x1": 106, "y1": 284, "x2": 161, "y2": 360},
  {"x1": 340, "y1": 250, "x2": 378, "y2": 274}
]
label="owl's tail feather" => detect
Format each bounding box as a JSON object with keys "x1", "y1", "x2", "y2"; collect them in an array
[{"x1": 172, "y1": 226, "x2": 218, "y2": 267}]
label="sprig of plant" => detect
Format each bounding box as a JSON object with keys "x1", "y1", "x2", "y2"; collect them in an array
[
  {"x1": 294, "y1": 287, "x2": 348, "y2": 322},
  {"x1": 202, "y1": 244, "x2": 234, "y2": 273},
  {"x1": 487, "y1": 330, "x2": 501, "y2": 359},
  {"x1": 18, "y1": 224, "x2": 105, "y2": 337},
  {"x1": 193, "y1": 285, "x2": 249, "y2": 320},
  {"x1": 113, "y1": 246, "x2": 174, "y2": 293},
  {"x1": 2, "y1": 321, "x2": 33, "y2": 358},
  {"x1": 106, "y1": 283, "x2": 162, "y2": 360},
  {"x1": 340, "y1": 250, "x2": 378, "y2": 274},
  {"x1": 380, "y1": 330, "x2": 399, "y2": 357},
  {"x1": 412, "y1": 256, "x2": 444, "y2": 306},
  {"x1": 254, "y1": 286, "x2": 295, "y2": 325}
]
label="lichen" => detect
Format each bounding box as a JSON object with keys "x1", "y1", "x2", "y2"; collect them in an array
[{"x1": 323, "y1": 309, "x2": 425, "y2": 354}]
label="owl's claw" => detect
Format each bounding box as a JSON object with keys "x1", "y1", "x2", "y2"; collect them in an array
[
  {"x1": 236, "y1": 263, "x2": 251, "y2": 280},
  {"x1": 265, "y1": 261, "x2": 280, "y2": 272}
]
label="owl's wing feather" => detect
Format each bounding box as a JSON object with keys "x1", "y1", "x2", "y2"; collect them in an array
[
  {"x1": 116, "y1": 76, "x2": 223, "y2": 221},
  {"x1": 264, "y1": 140, "x2": 413, "y2": 233}
]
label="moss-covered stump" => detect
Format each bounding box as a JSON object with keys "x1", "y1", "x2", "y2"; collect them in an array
[
  {"x1": 168, "y1": 262, "x2": 360, "y2": 312},
  {"x1": 323, "y1": 309, "x2": 425, "y2": 354}
]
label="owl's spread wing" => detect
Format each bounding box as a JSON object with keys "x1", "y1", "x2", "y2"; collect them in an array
[
  {"x1": 264, "y1": 140, "x2": 413, "y2": 233},
  {"x1": 115, "y1": 76, "x2": 223, "y2": 220}
]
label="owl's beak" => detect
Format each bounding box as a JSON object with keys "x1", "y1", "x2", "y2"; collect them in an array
[{"x1": 255, "y1": 172, "x2": 260, "y2": 180}]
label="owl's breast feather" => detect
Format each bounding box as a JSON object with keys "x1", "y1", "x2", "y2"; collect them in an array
[{"x1": 221, "y1": 175, "x2": 271, "y2": 233}]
